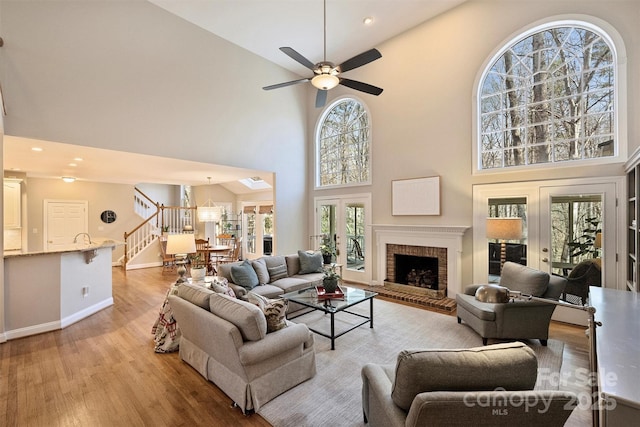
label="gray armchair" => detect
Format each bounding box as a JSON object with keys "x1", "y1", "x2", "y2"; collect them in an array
[
  {"x1": 361, "y1": 342, "x2": 576, "y2": 426},
  {"x1": 456, "y1": 261, "x2": 567, "y2": 346}
]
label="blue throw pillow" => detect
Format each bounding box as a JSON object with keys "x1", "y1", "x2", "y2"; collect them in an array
[
  {"x1": 230, "y1": 259, "x2": 259, "y2": 290},
  {"x1": 297, "y1": 250, "x2": 323, "y2": 274}
]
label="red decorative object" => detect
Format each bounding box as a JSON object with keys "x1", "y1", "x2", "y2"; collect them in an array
[{"x1": 316, "y1": 285, "x2": 345, "y2": 300}]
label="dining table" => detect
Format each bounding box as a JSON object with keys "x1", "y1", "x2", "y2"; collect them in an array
[{"x1": 202, "y1": 245, "x2": 231, "y2": 273}]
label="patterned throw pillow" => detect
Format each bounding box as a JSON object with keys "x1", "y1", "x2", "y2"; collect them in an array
[
  {"x1": 297, "y1": 250, "x2": 323, "y2": 274},
  {"x1": 211, "y1": 277, "x2": 236, "y2": 298},
  {"x1": 247, "y1": 292, "x2": 288, "y2": 333}
]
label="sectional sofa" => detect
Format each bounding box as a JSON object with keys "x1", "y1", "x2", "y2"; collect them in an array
[
  {"x1": 217, "y1": 252, "x2": 326, "y2": 301},
  {"x1": 168, "y1": 282, "x2": 316, "y2": 413}
]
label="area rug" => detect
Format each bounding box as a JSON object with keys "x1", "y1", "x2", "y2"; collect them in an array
[{"x1": 258, "y1": 298, "x2": 564, "y2": 427}]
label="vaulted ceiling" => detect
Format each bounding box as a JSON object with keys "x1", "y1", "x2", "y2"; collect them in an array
[{"x1": 3, "y1": 0, "x2": 467, "y2": 190}]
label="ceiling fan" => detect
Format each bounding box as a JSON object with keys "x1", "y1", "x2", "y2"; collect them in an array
[{"x1": 262, "y1": 0, "x2": 383, "y2": 108}]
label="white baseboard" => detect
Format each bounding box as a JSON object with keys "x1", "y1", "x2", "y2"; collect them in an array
[
  {"x1": 61, "y1": 298, "x2": 114, "y2": 328},
  {"x1": 5, "y1": 298, "x2": 114, "y2": 340},
  {"x1": 5, "y1": 320, "x2": 61, "y2": 341},
  {"x1": 126, "y1": 261, "x2": 162, "y2": 270}
]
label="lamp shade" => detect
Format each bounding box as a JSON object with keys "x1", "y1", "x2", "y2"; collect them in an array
[
  {"x1": 486, "y1": 218, "x2": 523, "y2": 240},
  {"x1": 197, "y1": 205, "x2": 221, "y2": 222},
  {"x1": 165, "y1": 233, "x2": 196, "y2": 255}
]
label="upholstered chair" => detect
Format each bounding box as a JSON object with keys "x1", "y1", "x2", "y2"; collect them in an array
[
  {"x1": 456, "y1": 261, "x2": 567, "y2": 346},
  {"x1": 361, "y1": 342, "x2": 576, "y2": 426}
]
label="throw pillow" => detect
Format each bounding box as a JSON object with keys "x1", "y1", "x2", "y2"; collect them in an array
[
  {"x1": 252, "y1": 259, "x2": 270, "y2": 285},
  {"x1": 247, "y1": 291, "x2": 288, "y2": 333},
  {"x1": 211, "y1": 278, "x2": 236, "y2": 298},
  {"x1": 297, "y1": 250, "x2": 323, "y2": 274},
  {"x1": 264, "y1": 256, "x2": 288, "y2": 282},
  {"x1": 231, "y1": 259, "x2": 259, "y2": 290}
]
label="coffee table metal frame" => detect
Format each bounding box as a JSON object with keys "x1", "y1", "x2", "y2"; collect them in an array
[{"x1": 281, "y1": 286, "x2": 377, "y2": 350}]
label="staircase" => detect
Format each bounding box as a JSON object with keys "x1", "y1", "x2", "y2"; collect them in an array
[{"x1": 122, "y1": 188, "x2": 198, "y2": 270}]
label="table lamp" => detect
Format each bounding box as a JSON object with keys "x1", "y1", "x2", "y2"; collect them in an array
[
  {"x1": 165, "y1": 233, "x2": 196, "y2": 283},
  {"x1": 486, "y1": 217, "x2": 523, "y2": 273}
]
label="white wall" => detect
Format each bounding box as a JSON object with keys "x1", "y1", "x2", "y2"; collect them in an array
[{"x1": 307, "y1": 0, "x2": 639, "y2": 286}]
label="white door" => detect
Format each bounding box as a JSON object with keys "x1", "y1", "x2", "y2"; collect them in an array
[
  {"x1": 44, "y1": 200, "x2": 88, "y2": 251},
  {"x1": 314, "y1": 194, "x2": 371, "y2": 284}
]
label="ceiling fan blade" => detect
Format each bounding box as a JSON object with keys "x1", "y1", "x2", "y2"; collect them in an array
[
  {"x1": 336, "y1": 49, "x2": 382, "y2": 73},
  {"x1": 339, "y1": 78, "x2": 383, "y2": 96},
  {"x1": 262, "y1": 78, "x2": 310, "y2": 91},
  {"x1": 280, "y1": 47, "x2": 316, "y2": 71},
  {"x1": 315, "y1": 89, "x2": 328, "y2": 108}
]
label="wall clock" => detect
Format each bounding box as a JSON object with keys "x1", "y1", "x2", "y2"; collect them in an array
[{"x1": 100, "y1": 210, "x2": 117, "y2": 224}]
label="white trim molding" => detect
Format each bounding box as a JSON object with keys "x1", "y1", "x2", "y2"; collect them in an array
[{"x1": 372, "y1": 225, "x2": 469, "y2": 297}]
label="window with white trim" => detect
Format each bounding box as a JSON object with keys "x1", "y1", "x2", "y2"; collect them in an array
[
  {"x1": 316, "y1": 98, "x2": 370, "y2": 187},
  {"x1": 479, "y1": 23, "x2": 615, "y2": 170}
]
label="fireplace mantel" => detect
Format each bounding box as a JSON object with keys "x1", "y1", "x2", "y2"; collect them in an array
[{"x1": 373, "y1": 224, "x2": 470, "y2": 297}]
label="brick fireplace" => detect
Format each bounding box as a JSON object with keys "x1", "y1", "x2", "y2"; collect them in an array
[
  {"x1": 373, "y1": 225, "x2": 469, "y2": 299},
  {"x1": 386, "y1": 244, "x2": 448, "y2": 298}
]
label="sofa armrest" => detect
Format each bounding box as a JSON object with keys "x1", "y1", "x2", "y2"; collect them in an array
[
  {"x1": 361, "y1": 364, "x2": 406, "y2": 427},
  {"x1": 228, "y1": 283, "x2": 248, "y2": 300},
  {"x1": 238, "y1": 323, "x2": 312, "y2": 365}
]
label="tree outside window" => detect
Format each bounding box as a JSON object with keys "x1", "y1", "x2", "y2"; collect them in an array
[
  {"x1": 317, "y1": 98, "x2": 370, "y2": 187},
  {"x1": 479, "y1": 24, "x2": 615, "y2": 170}
]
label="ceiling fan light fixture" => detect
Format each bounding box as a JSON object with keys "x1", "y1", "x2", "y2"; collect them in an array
[{"x1": 312, "y1": 74, "x2": 339, "y2": 90}]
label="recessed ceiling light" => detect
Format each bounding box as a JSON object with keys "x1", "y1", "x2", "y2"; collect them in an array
[
  {"x1": 31, "y1": 147, "x2": 43, "y2": 152},
  {"x1": 363, "y1": 17, "x2": 374, "y2": 25},
  {"x1": 62, "y1": 176, "x2": 76, "y2": 183},
  {"x1": 69, "y1": 163, "x2": 77, "y2": 167},
  {"x1": 74, "y1": 157, "x2": 83, "y2": 161}
]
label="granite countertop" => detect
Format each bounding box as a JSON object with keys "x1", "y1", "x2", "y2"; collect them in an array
[{"x1": 4, "y1": 239, "x2": 124, "y2": 258}]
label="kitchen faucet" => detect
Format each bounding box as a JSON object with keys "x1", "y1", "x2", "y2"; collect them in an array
[{"x1": 73, "y1": 232, "x2": 92, "y2": 244}]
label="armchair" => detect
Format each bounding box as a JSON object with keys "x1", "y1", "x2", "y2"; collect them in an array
[
  {"x1": 456, "y1": 261, "x2": 566, "y2": 345},
  {"x1": 361, "y1": 342, "x2": 576, "y2": 426}
]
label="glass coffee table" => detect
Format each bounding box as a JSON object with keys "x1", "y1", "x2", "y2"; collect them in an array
[{"x1": 281, "y1": 285, "x2": 377, "y2": 350}]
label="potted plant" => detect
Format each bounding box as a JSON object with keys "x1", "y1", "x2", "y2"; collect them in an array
[
  {"x1": 322, "y1": 264, "x2": 341, "y2": 293},
  {"x1": 189, "y1": 254, "x2": 207, "y2": 282},
  {"x1": 319, "y1": 235, "x2": 336, "y2": 265}
]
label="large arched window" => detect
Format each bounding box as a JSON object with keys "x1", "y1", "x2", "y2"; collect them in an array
[
  {"x1": 478, "y1": 22, "x2": 617, "y2": 171},
  {"x1": 316, "y1": 98, "x2": 371, "y2": 187}
]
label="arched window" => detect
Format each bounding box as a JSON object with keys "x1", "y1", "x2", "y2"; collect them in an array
[
  {"x1": 478, "y1": 22, "x2": 617, "y2": 171},
  {"x1": 316, "y1": 98, "x2": 371, "y2": 187}
]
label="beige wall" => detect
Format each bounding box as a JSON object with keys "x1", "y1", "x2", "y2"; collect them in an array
[
  {"x1": 307, "y1": 0, "x2": 638, "y2": 285},
  {"x1": 0, "y1": 0, "x2": 309, "y2": 255},
  {"x1": 25, "y1": 178, "x2": 139, "y2": 260}
]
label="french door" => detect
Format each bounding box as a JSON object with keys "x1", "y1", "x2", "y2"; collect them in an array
[
  {"x1": 314, "y1": 194, "x2": 371, "y2": 284},
  {"x1": 473, "y1": 178, "x2": 623, "y2": 325}
]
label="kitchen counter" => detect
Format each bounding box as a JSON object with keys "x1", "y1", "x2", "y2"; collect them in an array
[{"x1": 2, "y1": 243, "x2": 117, "y2": 341}]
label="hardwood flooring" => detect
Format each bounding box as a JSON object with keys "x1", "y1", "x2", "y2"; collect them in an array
[{"x1": 0, "y1": 267, "x2": 591, "y2": 426}]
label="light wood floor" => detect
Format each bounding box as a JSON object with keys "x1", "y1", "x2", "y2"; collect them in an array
[{"x1": 0, "y1": 267, "x2": 591, "y2": 426}]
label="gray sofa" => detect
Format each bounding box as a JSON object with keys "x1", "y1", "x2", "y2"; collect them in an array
[
  {"x1": 218, "y1": 252, "x2": 325, "y2": 301},
  {"x1": 168, "y1": 283, "x2": 316, "y2": 413},
  {"x1": 361, "y1": 342, "x2": 576, "y2": 426},
  {"x1": 456, "y1": 261, "x2": 567, "y2": 346}
]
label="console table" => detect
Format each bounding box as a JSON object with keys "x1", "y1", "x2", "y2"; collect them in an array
[{"x1": 590, "y1": 287, "x2": 640, "y2": 426}]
